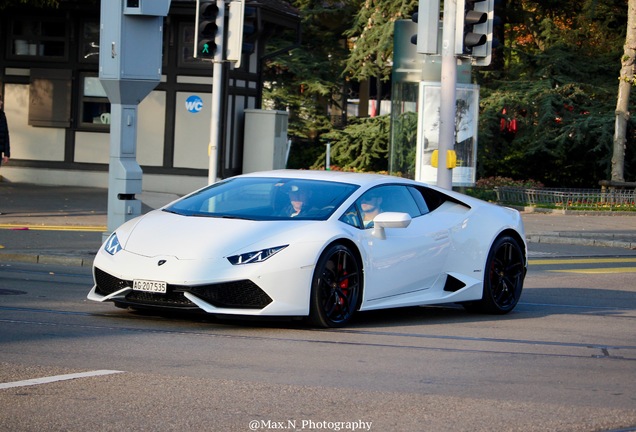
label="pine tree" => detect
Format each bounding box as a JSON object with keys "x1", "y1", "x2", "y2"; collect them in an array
[
  {"x1": 477, "y1": 0, "x2": 633, "y2": 186},
  {"x1": 343, "y1": 0, "x2": 418, "y2": 109},
  {"x1": 262, "y1": 0, "x2": 356, "y2": 167}
]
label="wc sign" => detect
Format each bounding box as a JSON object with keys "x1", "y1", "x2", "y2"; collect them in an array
[{"x1": 185, "y1": 95, "x2": 203, "y2": 113}]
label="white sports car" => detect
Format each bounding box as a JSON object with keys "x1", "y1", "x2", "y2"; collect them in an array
[{"x1": 88, "y1": 170, "x2": 527, "y2": 327}]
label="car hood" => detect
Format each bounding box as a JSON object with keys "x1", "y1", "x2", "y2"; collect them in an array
[{"x1": 122, "y1": 210, "x2": 315, "y2": 260}]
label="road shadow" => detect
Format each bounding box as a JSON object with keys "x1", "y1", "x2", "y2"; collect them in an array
[{"x1": 84, "y1": 285, "x2": 634, "y2": 331}]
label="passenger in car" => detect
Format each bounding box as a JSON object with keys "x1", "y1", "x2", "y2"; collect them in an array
[{"x1": 360, "y1": 190, "x2": 383, "y2": 228}]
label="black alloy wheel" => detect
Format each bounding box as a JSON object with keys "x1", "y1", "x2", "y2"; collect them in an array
[
  {"x1": 309, "y1": 244, "x2": 361, "y2": 328},
  {"x1": 464, "y1": 235, "x2": 525, "y2": 314}
]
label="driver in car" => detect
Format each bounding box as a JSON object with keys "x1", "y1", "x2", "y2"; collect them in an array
[{"x1": 284, "y1": 185, "x2": 312, "y2": 217}]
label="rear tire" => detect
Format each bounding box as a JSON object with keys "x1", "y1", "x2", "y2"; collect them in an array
[
  {"x1": 463, "y1": 235, "x2": 525, "y2": 314},
  {"x1": 309, "y1": 244, "x2": 361, "y2": 328}
]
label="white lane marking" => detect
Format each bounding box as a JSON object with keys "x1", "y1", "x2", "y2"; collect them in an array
[{"x1": 0, "y1": 370, "x2": 124, "y2": 390}]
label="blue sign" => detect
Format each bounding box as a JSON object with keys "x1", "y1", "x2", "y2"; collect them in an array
[{"x1": 185, "y1": 95, "x2": 203, "y2": 113}]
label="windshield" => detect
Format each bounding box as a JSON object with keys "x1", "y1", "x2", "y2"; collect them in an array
[{"x1": 165, "y1": 177, "x2": 359, "y2": 221}]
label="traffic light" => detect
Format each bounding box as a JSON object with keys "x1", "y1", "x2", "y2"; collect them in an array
[
  {"x1": 195, "y1": 0, "x2": 219, "y2": 59},
  {"x1": 226, "y1": 1, "x2": 259, "y2": 67},
  {"x1": 409, "y1": 0, "x2": 440, "y2": 55},
  {"x1": 455, "y1": 0, "x2": 494, "y2": 66},
  {"x1": 490, "y1": 0, "x2": 504, "y2": 66},
  {"x1": 241, "y1": 5, "x2": 259, "y2": 55},
  {"x1": 226, "y1": 1, "x2": 244, "y2": 66}
]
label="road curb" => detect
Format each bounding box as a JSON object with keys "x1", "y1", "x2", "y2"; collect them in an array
[
  {"x1": 0, "y1": 252, "x2": 94, "y2": 267},
  {"x1": 526, "y1": 235, "x2": 635, "y2": 250},
  {"x1": 512, "y1": 206, "x2": 636, "y2": 216}
]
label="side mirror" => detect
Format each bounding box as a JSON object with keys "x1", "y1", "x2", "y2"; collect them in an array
[{"x1": 372, "y1": 212, "x2": 412, "y2": 239}]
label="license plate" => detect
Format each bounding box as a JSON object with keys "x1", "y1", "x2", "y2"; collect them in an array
[{"x1": 132, "y1": 279, "x2": 167, "y2": 293}]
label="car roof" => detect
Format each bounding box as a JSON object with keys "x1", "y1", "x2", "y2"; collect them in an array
[
  {"x1": 235, "y1": 170, "x2": 477, "y2": 209},
  {"x1": 236, "y1": 169, "x2": 407, "y2": 187}
]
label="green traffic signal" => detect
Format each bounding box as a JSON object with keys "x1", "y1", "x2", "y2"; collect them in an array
[
  {"x1": 196, "y1": 1, "x2": 219, "y2": 59},
  {"x1": 198, "y1": 39, "x2": 216, "y2": 57}
]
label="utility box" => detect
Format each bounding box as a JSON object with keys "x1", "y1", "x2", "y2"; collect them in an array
[
  {"x1": 124, "y1": 0, "x2": 171, "y2": 16},
  {"x1": 243, "y1": 109, "x2": 289, "y2": 173},
  {"x1": 99, "y1": 0, "x2": 168, "y2": 81},
  {"x1": 98, "y1": 0, "x2": 171, "y2": 237}
]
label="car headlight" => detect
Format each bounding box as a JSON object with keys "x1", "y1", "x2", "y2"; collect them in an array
[
  {"x1": 227, "y1": 245, "x2": 288, "y2": 265},
  {"x1": 104, "y1": 232, "x2": 123, "y2": 255}
]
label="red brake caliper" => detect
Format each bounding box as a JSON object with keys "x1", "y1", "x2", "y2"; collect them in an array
[{"x1": 338, "y1": 266, "x2": 349, "y2": 307}]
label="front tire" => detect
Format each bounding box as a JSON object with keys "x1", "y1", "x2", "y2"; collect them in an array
[
  {"x1": 309, "y1": 244, "x2": 361, "y2": 328},
  {"x1": 464, "y1": 235, "x2": 525, "y2": 314}
]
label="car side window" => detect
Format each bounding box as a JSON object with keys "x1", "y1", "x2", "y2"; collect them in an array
[
  {"x1": 339, "y1": 204, "x2": 363, "y2": 228},
  {"x1": 408, "y1": 186, "x2": 430, "y2": 215},
  {"x1": 340, "y1": 185, "x2": 422, "y2": 229},
  {"x1": 411, "y1": 186, "x2": 450, "y2": 212},
  {"x1": 373, "y1": 186, "x2": 421, "y2": 217}
]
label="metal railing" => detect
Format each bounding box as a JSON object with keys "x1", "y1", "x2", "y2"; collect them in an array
[{"x1": 495, "y1": 187, "x2": 636, "y2": 211}]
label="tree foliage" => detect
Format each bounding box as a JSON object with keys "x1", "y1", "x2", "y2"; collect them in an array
[
  {"x1": 0, "y1": 0, "x2": 59, "y2": 9},
  {"x1": 310, "y1": 0, "x2": 635, "y2": 185},
  {"x1": 262, "y1": 0, "x2": 356, "y2": 144},
  {"x1": 476, "y1": 0, "x2": 634, "y2": 186},
  {"x1": 479, "y1": 78, "x2": 618, "y2": 186},
  {"x1": 343, "y1": 0, "x2": 417, "y2": 83},
  {"x1": 311, "y1": 114, "x2": 390, "y2": 171}
]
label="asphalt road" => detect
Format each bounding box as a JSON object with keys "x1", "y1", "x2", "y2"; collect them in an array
[{"x1": 1, "y1": 256, "x2": 635, "y2": 432}]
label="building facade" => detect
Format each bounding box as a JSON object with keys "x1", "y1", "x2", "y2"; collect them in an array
[{"x1": 0, "y1": 0, "x2": 299, "y2": 194}]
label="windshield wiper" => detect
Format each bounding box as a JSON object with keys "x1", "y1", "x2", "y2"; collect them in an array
[
  {"x1": 220, "y1": 214, "x2": 252, "y2": 220},
  {"x1": 163, "y1": 209, "x2": 254, "y2": 220},
  {"x1": 163, "y1": 208, "x2": 184, "y2": 215}
]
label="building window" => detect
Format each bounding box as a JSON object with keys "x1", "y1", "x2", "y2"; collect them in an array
[
  {"x1": 10, "y1": 17, "x2": 68, "y2": 60},
  {"x1": 29, "y1": 69, "x2": 72, "y2": 127},
  {"x1": 79, "y1": 74, "x2": 110, "y2": 130}
]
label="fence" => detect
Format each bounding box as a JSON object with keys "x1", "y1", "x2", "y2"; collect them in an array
[{"x1": 494, "y1": 187, "x2": 636, "y2": 211}]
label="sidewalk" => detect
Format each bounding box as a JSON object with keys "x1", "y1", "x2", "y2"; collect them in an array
[
  {"x1": 1, "y1": 182, "x2": 635, "y2": 266},
  {"x1": 0, "y1": 183, "x2": 180, "y2": 266},
  {"x1": 522, "y1": 211, "x2": 636, "y2": 249}
]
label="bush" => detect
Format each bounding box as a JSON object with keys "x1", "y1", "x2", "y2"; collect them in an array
[
  {"x1": 464, "y1": 177, "x2": 545, "y2": 202},
  {"x1": 474, "y1": 176, "x2": 545, "y2": 189}
]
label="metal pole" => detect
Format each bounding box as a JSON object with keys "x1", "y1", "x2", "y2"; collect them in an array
[
  {"x1": 437, "y1": 0, "x2": 457, "y2": 190},
  {"x1": 208, "y1": 0, "x2": 225, "y2": 184}
]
